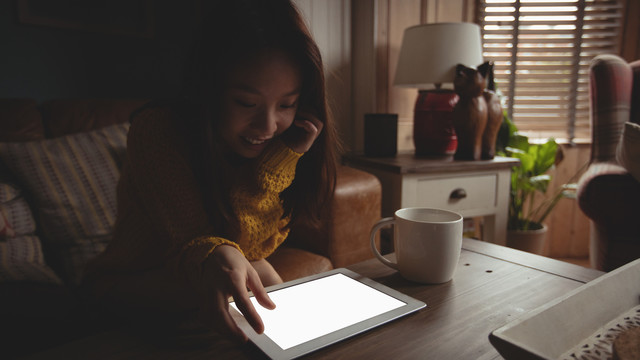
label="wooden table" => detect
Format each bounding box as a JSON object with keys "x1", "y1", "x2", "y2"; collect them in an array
[
  {"x1": 343, "y1": 154, "x2": 519, "y2": 246},
  {"x1": 27, "y1": 239, "x2": 603, "y2": 360}
]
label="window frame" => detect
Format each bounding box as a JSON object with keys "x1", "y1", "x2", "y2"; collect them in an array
[{"x1": 475, "y1": 0, "x2": 625, "y2": 144}]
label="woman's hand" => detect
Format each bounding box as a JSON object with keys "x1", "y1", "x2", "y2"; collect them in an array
[
  {"x1": 198, "y1": 245, "x2": 276, "y2": 342},
  {"x1": 282, "y1": 111, "x2": 324, "y2": 154}
]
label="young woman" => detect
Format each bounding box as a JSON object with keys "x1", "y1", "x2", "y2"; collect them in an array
[{"x1": 82, "y1": 0, "x2": 339, "y2": 342}]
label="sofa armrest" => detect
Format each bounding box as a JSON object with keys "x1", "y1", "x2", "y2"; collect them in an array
[
  {"x1": 577, "y1": 161, "x2": 640, "y2": 228},
  {"x1": 287, "y1": 165, "x2": 381, "y2": 268}
]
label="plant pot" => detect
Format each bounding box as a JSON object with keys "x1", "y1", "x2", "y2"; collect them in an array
[{"x1": 507, "y1": 223, "x2": 547, "y2": 255}]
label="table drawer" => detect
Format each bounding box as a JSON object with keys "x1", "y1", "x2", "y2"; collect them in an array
[{"x1": 415, "y1": 174, "x2": 497, "y2": 212}]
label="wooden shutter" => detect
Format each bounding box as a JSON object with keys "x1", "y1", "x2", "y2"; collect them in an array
[{"x1": 478, "y1": 0, "x2": 624, "y2": 143}]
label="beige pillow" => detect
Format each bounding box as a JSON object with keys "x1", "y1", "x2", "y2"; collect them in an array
[
  {"x1": 0, "y1": 181, "x2": 61, "y2": 283},
  {"x1": 617, "y1": 122, "x2": 640, "y2": 183},
  {"x1": 0, "y1": 182, "x2": 36, "y2": 237},
  {"x1": 0, "y1": 236, "x2": 62, "y2": 284},
  {"x1": 0, "y1": 208, "x2": 14, "y2": 238},
  {"x1": 0, "y1": 123, "x2": 129, "y2": 285}
]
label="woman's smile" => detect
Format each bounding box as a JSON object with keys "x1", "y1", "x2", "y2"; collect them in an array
[
  {"x1": 220, "y1": 50, "x2": 302, "y2": 158},
  {"x1": 242, "y1": 136, "x2": 272, "y2": 145}
]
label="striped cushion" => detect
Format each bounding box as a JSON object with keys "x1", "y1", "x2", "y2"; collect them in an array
[
  {"x1": 0, "y1": 208, "x2": 15, "y2": 238},
  {"x1": 0, "y1": 236, "x2": 62, "y2": 284},
  {"x1": 0, "y1": 182, "x2": 37, "y2": 237},
  {"x1": 0, "y1": 181, "x2": 20, "y2": 203},
  {"x1": 0, "y1": 123, "x2": 129, "y2": 285},
  {"x1": 0, "y1": 173, "x2": 57, "y2": 283}
]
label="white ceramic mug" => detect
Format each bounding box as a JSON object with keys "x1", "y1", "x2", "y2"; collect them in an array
[{"x1": 370, "y1": 207, "x2": 463, "y2": 284}]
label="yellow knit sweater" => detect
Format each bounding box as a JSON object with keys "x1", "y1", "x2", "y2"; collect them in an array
[{"x1": 83, "y1": 108, "x2": 302, "y2": 297}]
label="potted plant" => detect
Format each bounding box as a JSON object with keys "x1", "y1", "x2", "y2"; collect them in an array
[{"x1": 496, "y1": 111, "x2": 577, "y2": 254}]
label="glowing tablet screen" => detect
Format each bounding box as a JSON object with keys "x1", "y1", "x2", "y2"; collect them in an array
[{"x1": 231, "y1": 273, "x2": 406, "y2": 350}]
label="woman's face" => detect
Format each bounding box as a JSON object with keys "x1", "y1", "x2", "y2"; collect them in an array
[{"x1": 220, "y1": 50, "x2": 302, "y2": 158}]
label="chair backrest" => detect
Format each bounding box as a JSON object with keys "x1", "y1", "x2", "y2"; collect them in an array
[{"x1": 589, "y1": 54, "x2": 633, "y2": 163}]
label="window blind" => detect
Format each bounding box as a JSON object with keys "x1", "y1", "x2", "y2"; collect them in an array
[{"x1": 478, "y1": 0, "x2": 624, "y2": 143}]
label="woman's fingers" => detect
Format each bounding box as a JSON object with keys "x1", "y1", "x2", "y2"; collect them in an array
[
  {"x1": 247, "y1": 268, "x2": 276, "y2": 310},
  {"x1": 199, "y1": 285, "x2": 248, "y2": 342},
  {"x1": 215, "y1": 292, "x2": 249, "y2": 342},
  {"x1": 293, "y1": 118, "x2": 323, "y2": 140},
  {"x1": 284, "y1": 113, "x2": 323, "y2": 153},
  {"x1": 199, "y1": 246, "x2": 270, "y2": 341},
  {"x1": 229, "y1": 272, "x2": 266, "y2": 334},
  {"x1": 295, "y1": 112, "x2": 323, "y2": 134}
]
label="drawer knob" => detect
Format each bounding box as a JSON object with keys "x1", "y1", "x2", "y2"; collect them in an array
[{"x1": 450, "y1": 188, "x2": 467, "y2": 199}]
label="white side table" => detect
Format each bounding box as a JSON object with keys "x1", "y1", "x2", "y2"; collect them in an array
[{"x1": 344, "y1": 154, "x2": 519, "y2": 246}]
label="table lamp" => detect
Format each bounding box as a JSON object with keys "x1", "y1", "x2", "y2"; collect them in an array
[{"x1": 394, "y1": 22, "x2": 484, "y2": 156}]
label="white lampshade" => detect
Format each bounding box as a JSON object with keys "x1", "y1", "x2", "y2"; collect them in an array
[{"x1": 394, "y1": 22, "x2": 484, "y2": 89}]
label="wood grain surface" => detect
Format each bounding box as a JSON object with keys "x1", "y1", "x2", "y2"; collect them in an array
[{"x1": 26, "y1": 239, "x2": 603, "y2": 360}]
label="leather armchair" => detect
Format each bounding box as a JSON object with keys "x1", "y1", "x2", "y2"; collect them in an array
[{"x1": 577, "y1": 54, "x2": 640, "y2": 271}]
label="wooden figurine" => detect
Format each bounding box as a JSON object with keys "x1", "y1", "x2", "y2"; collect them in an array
[
  {"x1": 452, "y1": 61, "x2": 503, "y2": 160},
  {"x1": 481, "y1": 62, "x2": 503, "y2": 160},
  {"x1": 453, "y1": 63, "x2": 487, "y2": 160}
]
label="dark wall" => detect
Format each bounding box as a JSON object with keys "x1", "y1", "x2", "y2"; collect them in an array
[{"x1": 0, "y1": 1, "x2": 199, "y2": 102}]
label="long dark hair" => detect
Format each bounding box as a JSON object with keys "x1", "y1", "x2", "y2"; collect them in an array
[{"x1": 177, "y1": 0, "x2": 339, "y2": 238}]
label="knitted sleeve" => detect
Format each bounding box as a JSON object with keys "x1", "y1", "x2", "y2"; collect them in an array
[
  {"x1": 231, "y1": 140, "x2": 302, "y2": 260},
  {"x1": 125, "y1": 110, "x2": 242, "y2": 285},
  {"x1": 256, "y1": 140, "x2": 303, "y2": 192}
]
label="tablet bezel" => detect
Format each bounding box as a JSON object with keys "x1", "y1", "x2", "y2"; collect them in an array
[{"x1": 229, "y1": 268, "x2": 426, "y2": 360}]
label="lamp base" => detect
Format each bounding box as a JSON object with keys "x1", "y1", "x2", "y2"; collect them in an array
[{"x1": 413, "y1": 89, "x2": 459, "y2": 157}]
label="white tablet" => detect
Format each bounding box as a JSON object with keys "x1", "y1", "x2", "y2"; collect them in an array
[{"x1": 230, "y1": 268, "x2": 426, "y2": 360}]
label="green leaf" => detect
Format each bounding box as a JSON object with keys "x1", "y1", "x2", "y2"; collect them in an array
[
  {"x1": 529, "y1": 174, "x2": 551, "y2": 193},
  {"x1": 508, "y1": 133, "x2": 530, "y2": 151},
  {"x1": 531, "y1": 139, "x2": 558, "y2": 175},
  {"x1": 507, "y1": 147, "x2": 534, "y2": 173}
]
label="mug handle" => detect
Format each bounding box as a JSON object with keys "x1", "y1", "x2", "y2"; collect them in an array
[{"x1": 370, "y1": 217, "x2": 398, "y2": 270}]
